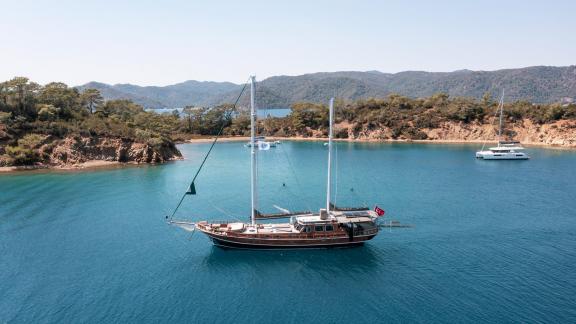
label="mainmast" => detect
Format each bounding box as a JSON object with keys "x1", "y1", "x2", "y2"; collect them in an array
[
  {"x1": 326, "y1": 98, "x2": 335, "y2": 214},
  {"x1": 250, "y1": 76, "x2": 257, "y2": 225}
]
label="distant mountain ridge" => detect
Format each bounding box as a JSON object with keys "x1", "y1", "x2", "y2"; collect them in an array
[{"x1": 77, "y1": 65, "x2": 576, "y2": 108}]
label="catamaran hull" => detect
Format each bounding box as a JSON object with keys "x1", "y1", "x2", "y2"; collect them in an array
[
  {"x1": 202, "y1": 232, "x2": 377, "y2": 250},
  {"x1": 476, "y1": 152, "x2": 529, "y2": 160}
]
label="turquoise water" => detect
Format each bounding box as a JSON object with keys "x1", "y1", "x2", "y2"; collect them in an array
[
  {"x1": 257, "y1": 107, "x2": 291, "y2": 117},
  {"x1": 1, "y1": 142, "x2": 576, "y2": 323}
]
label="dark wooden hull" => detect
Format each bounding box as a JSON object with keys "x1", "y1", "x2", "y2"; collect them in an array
[{"x1": 203, "y1": 232, "x2": 377, "y2": 250}]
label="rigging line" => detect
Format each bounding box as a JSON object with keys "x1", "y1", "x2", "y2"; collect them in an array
[
  {"x1": 334, "y1": 139, "x2": 339, "y2": 207},
  {"x1": 268, "y1": 147, "x2": 293, "y2": 211},
  {"x1": 275, "y1": 146, "x2": 300, "y2": 212},
  {"x1": 261, "y1": 150, "x2": 289, "y2": 212},
  {"x1": 278, "y1": 143, "x2": 313, "y2": 211},
  {"x1": 348, "y1": 175, "x2": 368, "y2": 208},
  {"x1": 282, "y1": 183, "x2": 306, "y2": 210},
  {"x1": 168, "y1": 78, "x2": 250, "y2": 220},
  {"x1": 205, "y1": 195, "x2": 242, "y2": 222}
]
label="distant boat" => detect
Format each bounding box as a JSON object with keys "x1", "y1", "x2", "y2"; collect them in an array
[
  {"x1": 476, "y1": 92, "x2": 529, "y2": 160},
  {"x1": 169, "y1": 76, "x2": 385, "y2": 249},
  {"x1": 476, "y1": 141, "x2": 529, "y2": 160},
  {"x1": 244, "y1": 136, "x2": 280, "y2": 148}
]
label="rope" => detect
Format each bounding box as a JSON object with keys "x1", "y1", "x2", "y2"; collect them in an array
[
  {"x1": 334, "y1": 139, "x2": 339, "y2": 207},
  {"x1": 269, "y1": 146, "x2": 297, "y2": 212},
  {"x1": 278, "y1": 143, "x2": 313, "y2": 211},
  {"x1": 205, "y1": 194, "x2": 243, "y2": 222},
  {"x1": 167, "y1": 78, "x2": 250, "y2": 221}
]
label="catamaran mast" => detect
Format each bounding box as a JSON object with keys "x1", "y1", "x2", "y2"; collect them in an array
[
  {"x1": 250, "y1": 76, "x2": 257, "y2": 225},
  {"x1": 498, "y1": 91, "x2": 505, "y2": 147},
  {"x1": 326, "y1": 98, "x2": 335, "y2": 214}
]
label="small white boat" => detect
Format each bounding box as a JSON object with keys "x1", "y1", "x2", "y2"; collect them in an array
[
  {"x1": 476, "y1": 91, "x2": 530, "y2": 160},
  {"x1": 244, "y1": 137, "x2": 279, "y2": 148},
  {"x1": 245, "y1": 140, "x2": 277, "y2": 148}
]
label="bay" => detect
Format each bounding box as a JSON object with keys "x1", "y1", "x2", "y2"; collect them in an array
[{"x1": 1, "y1": 142, "x2": 575, "y2": 323}]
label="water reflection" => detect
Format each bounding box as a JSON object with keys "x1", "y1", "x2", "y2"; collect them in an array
[{"x1": 199, "y1": 243, "x2": 404, "y2": 275}]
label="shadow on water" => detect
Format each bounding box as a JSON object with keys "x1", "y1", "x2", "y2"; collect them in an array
[{"x1": 196, "y1": 242, "x2": 407, "y2": 275}]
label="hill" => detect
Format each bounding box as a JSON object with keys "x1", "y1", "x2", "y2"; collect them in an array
[{"x1": 78, "y1": 65, "x2": 576, "y2": 108}]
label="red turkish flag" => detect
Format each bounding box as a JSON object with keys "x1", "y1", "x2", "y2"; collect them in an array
[{"x1": 374, "y1": 206, "x2": 385, "y2": 217}]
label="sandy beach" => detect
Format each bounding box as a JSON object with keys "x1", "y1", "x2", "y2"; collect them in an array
[
  {"x1": 0, "y1": 160, "x2": 123, "y2": 173},
  {"x1": 185, "y1": 136, "x2": 576, "y2": 150}
]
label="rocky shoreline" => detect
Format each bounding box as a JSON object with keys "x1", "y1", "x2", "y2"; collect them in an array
[
  {"x1": 2, "y1": 119, "x2": 574, "y2": 174},
  {"x1": 186, "y1": 119, "x2": 576, "y2": 149},
  {"x1": 0, "y1": 135, "x2": 182, "y2": 173},
  {"x1": 46, "y1": 136, "x2": 182, "y2": 165}
]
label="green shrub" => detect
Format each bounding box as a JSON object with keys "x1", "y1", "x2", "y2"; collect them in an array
[
  {"x1": 404, "y1": 127, "x2": 428, "y2": 140},
  {"x1": 414, "y1": 115, "x2": 440, "y2": 129},
  {"x1": 0, "y1": 111, "x2": 12, "y2": 123},
  {"x1": 135, "y1": 129, "x2": 154, "y2": 142},
  {"x1": 390, "y1": 124, "x2": 407, "y2": 139},
  {"x1": 445, "y1": 102, "x2": 485, "y2": 123},
  {"x1": 6, "y1": 146, "x2": 39, "y2": 165},
  {"x1": 147, "y1": 137, "x2": 165, "y2": 148},
  {"x1": 36, "y1": 104, "x2": 60, "y2": 121},
  {"x1": 545, "y1": 105, "x2": 565, "y2": 122},
  {"x1": 18, "y1": 134, "x2": 45, "y2": 149},
  {"x1": 334, "y1": 128, "x2": 349, "y2": 138}
]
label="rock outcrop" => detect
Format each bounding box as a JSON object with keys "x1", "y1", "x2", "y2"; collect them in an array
[
  {"x1": 42, "y1": 136, "x2": 182, "y2": 166},
  {"x1": 421, "y1": 120, "x2": 576, "y2": 147},
  {"x1": 336, "y1": 119, "x2": 576, "y2": 148}
]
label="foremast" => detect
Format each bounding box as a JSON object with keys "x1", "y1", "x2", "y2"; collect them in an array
[{"x1": 250, "y1": 76, "x2": 257, "y2": 225}]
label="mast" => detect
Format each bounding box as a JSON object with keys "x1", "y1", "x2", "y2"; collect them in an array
[
  {"x1": 326, "y1": 98, "x2": 335, "y2": 214},
  {"x1": 498, "y1": 90, "x2": 505, "y2": 147},
  {"x1": 250, "y1": 76, "x2": 257, "y2": 225}
]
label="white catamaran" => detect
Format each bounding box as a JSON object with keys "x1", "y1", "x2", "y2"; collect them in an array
[
  {"x1": 168, "y1": 76, "x2": 386, "y2": 249},
  {"x1": 476, "y1": 92, "x2": 529, "y2": 160}
]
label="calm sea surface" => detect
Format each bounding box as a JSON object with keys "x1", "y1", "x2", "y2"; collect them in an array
[{"x1": 1, "y1": 142, "x2": 576, "y2": 323}]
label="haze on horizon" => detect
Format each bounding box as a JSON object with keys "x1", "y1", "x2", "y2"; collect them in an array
[{"x1": 1, "y1": 0, "x2": 575, "y2": 87}]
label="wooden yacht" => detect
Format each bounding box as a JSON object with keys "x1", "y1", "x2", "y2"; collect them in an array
[
  {"x1": 194, "y1": 211, "x2": 379, "y2": 249},
  {"x1": 169, "y1": 76, "x2": 384, "y2": 249}
]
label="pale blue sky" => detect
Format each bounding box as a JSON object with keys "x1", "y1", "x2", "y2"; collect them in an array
[{"x1": 1, "y1": 0, "x2": 574, "y2": 86}]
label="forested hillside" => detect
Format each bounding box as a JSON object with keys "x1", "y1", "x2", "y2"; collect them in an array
[{"x1": 79, "y1": 66, "x2": 576, "y2": 108}]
